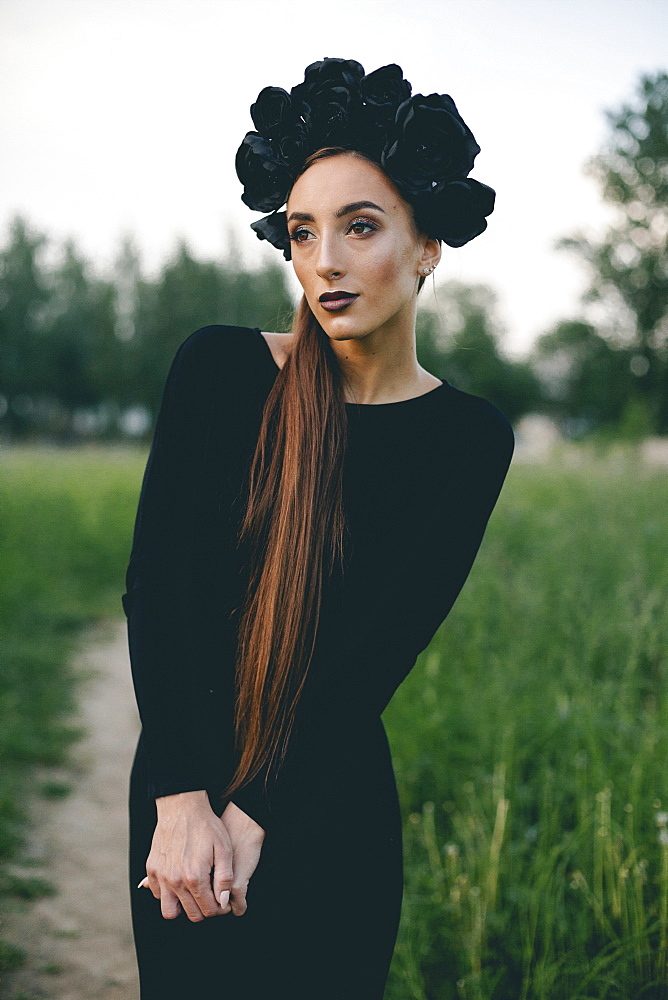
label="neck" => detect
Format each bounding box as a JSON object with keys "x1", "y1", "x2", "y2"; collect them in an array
[{"x1": 326, "y1": 303, "x2": 439, "y2": 405}]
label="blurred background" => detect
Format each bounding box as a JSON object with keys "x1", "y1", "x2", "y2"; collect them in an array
[
  {"x1": 1, "y1": 2, "x2": 668, "y2": 998},
  {"x1": 1, "y1": 0, "x2": 667, "y2": 444}
]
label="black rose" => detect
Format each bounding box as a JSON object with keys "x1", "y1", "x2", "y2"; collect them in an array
[
  {"x1": 382, "y1": 93, "x2": 481, "y2": 196},
  {"x1": 235, "y1": 133, "x2": 292, "y2": 213},
  {"x1": 352, "y1": 65, "x2": 412, "y2": 159},
  {"x1": 290, "y1": 57, "x2": 364, "y2": 128},
  {"x1": 307, "y1": 85, "x2": 359, "y2": 147},
  {"x1": 360, "y1": 64, "x2": 411, "y2": 119},
  {"x1": 351, "y1": 110, "x2": 390, "y2": 161},
  {"x1": 297, "y1": 57, "x2": 365, "y2": 99},
  {"x1": 250, "y1": 211, "x2": 292, "y2": 261},
  {"x1": 251, "y1": 87, "x2": 300, "y2": 141},
  {"x1": 277, "y1": 127, "x2": 310, "y2": 172},
  {"x1": 414, "y1": 178, "x2": 496, "y2": 247}
]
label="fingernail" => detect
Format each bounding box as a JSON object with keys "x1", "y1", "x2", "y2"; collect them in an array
[{"x1": 137, "y1": 878, "x2": 148, "y2": 889}]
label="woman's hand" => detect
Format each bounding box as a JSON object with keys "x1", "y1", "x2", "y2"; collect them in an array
[
  {"x1": 219, "y1": 800, "x2": 266, "y2": 917},
  {"x1": 140, "y1": 789, "x2": 236, "y2": 922}
]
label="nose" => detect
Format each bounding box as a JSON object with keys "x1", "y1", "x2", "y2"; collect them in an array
[{"x1": 315, "y1": 232, "x2": 346, "y2": 282}]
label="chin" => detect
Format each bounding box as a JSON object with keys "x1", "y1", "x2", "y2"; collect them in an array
[
  {"x1": 322, "y1": 327, "x2": 372, "y2": 345},
  {"x1": 317, "y1": 310, "x2": 377, "y2": 342},
  {"x1": 329, "y1": 334, "x2": 366, "y2": 345}
]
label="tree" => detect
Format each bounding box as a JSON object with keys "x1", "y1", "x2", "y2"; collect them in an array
[
  {"x1": 417, "y1": 280, "x2": 540, "y2": 423},
  {"x1": 43, "y1": 238, "x2": 117, "y2": 413},
  {"x1": 532, "y1": 320, "x2": 639, "y2": 437},
  {"x1": 558, "y1": 71, "x2": 668, "y2": 432},
  {"x1": 0, "y1": 216, "x2": 51, "y2": 435},
  {"x1": 135, "y1": 238, "x2": 294, "y2": 418}
]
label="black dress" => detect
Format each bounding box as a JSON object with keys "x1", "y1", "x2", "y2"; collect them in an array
[{"x1": 123, "y1": 324, "x2": 514, "y2": 999}]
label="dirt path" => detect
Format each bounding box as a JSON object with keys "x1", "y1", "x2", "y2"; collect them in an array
[{"x1": 3, "y1": 619, "x2": 141, "y2": 1000}]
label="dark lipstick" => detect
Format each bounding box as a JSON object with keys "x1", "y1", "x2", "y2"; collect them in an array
[{"x1": 319, "y1": 291, "x2": 359, "y2": 311}]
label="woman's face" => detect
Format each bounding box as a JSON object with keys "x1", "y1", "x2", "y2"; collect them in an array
[{"x1": 286, "y1": 152, "x2": 439, "y2": 344}]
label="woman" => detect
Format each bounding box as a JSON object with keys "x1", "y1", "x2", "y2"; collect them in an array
[{"x1": 123, "y1": 58, "x2": 513, "y2": 999}]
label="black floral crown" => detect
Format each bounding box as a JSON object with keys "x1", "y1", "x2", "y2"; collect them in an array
[{"x1": 235, "y1": 58, "x2": 495, "y2": 262}]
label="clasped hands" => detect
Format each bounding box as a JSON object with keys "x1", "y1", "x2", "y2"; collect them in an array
[{"x1": 138, "y1": 790, "x2": 266, "y2": 922}]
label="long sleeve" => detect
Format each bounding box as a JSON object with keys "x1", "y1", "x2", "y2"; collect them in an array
[
  {"x1": 123, "y1": 329, "x2": 238, "y2": 801},
  {"x1": 364, "y1": 399, "x2": 516, "y2": 699},
  {"x1": 230, "y1": 399, "x2": 515, "y2": 827}
]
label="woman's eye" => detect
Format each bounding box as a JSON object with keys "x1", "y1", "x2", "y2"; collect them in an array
[
  {"x1": 348, "y1": 218, "x2": 377, "y2": 235},
  {"x1": 289, "y1": 228, "x2": 313, "y2": 243}
]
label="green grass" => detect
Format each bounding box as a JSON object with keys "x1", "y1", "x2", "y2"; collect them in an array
[
  {"x1": 384, "y1": 449, "x2": 668, "y2": 999},
  {"x1": 1, "y1": 443, "x2": 667, "y2": 998},
  {"x1": 0, "y1": 444, "x2": 146, "y2": 971}
]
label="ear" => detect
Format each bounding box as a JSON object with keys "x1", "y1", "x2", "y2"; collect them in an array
[{"x1": 417, "y1": 236, "x2": 441, "y2": 277}]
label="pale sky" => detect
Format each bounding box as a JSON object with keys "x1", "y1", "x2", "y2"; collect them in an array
[{"x1": 1, "y1": 0, "x2": 666, "y2": 356}]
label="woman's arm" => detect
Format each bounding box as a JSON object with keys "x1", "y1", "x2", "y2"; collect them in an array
[
  {"x1": 124, "y1": 328, "x2": 265, "y2": 919},
  {"x1": 124, "y1": 330, "x2": 231, "y2": 795}
]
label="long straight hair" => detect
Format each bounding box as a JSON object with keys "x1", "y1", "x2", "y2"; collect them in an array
[
  {"x1": 220, "y1": 147, "x2": 428, "y2": 804},
  {"x1": 219, "y1": 292, "x2": 349, "y2": 801}
]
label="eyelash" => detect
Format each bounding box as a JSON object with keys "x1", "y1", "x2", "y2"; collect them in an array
[{"x1": 288, "y1": 217, "x2": 379, "y2": 243}]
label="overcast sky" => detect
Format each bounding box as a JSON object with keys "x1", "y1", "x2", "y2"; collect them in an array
[{"x1": 1, "y1": 0, "x2": 666, "y2": 355}]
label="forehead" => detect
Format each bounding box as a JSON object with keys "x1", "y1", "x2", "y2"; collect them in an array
[{"x1": 287, "y1": 153, "x2": 406, "y2": 215}]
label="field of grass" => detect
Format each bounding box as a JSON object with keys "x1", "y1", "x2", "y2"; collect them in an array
[
  {"x1": 1, "y1": 444, "x2": 666, "y2": 997},
  {"x1": 384, "y1": 449, "x2": 668, "y2": 999},
  {"x1": 0, "y1": 445, "x2": 146, "y2": 972}
]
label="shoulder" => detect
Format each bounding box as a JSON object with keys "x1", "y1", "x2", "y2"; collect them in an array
[
  {"x1": 444, "y1": 383, "x2": 514, "y2": 453},
  {"x1": 173, "y1": 324, "x2": 262, "y2": 370},
  {"x1": 159, "y1": 324, "x2": 268, "y2": 410},
  {"x1": 165, "y1": 324, "x2": 273, "y2": 393},
  {"x1": 438, "y1": 384, "x2": 515, "y2": 486}
]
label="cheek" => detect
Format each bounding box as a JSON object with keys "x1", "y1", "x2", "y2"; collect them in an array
[
  {"x1": 292, "y1": 258, "x2": 312, "y2": 296},
  {"x1": 362, "y1": 240, "x2": 415, "y2": 296}
]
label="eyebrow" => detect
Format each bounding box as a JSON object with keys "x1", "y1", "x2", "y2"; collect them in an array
[{"x1": 286, "y1": 201, "x2": 386, "y2": 223}]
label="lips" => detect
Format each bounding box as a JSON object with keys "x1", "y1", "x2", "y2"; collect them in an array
[{"x1": 318, "y1": 291, "x2": 360, "y2": 312}]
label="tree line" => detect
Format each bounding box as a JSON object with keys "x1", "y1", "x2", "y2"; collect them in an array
[
  {"x1": 0, "y1": 225, "x2": 295, "y2": 440},
  {"x1": 1, "y1": 69, "x2": 666, "y2": 442}
]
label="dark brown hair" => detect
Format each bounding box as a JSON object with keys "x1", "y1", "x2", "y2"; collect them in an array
[{"x1": 221, "y1": 147, "x2": 428, "y2": 803}]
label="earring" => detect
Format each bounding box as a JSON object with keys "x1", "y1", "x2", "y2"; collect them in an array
[{"x1": 422, "y1": 265, "x2": 434, "y2": 275}]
